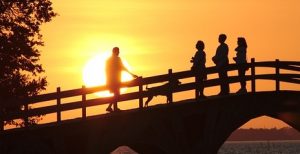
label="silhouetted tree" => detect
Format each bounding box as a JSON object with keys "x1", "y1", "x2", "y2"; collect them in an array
[{"x1": 0, "y1": 0, "x2": 56, "y2": 126}]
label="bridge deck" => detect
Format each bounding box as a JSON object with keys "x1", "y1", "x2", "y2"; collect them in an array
[
  {"x1": 2, "y1": 91, "x2": 300, "y2": 134},
  {"x1": 1, "y1": 91, "x2": 300, "y2": 154}
]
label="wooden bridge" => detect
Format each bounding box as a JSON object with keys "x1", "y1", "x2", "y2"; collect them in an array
[{"x1": 0, "y1": 58, "x2": 300, "y2": 154}]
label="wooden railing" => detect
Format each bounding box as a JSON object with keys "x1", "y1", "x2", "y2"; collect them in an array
[{"x1": 1, "y1": 58, "x2": 300, "y2": 131}]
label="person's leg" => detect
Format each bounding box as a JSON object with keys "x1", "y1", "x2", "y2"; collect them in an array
[
  {"x1": 106, "y1": 90, "x2": 113, "y2": 112},
  {"x1": 199, "y1": 76, "x2": 205, "y2": 97},
  {"x1": 106, "y1": 102, "x2": 113, "y2": 112},
  {"x1": 223, "y1": 69, "x2": 229, "y2": 94},
  {"x1": 196, "y1": 75, "x2": 200, "y2": 99},
  {"x1": 241, "y1": 68, "x2": 246, "y2": 89},
  {"x1": 218, "y1": 69, "x2": 229, "y2": 95},
  {"x1": 238, "y1": 67, "x2": 247, "y2": 93},
  {"x1": 218, "y1": 71, "x2": 224, "y2": 94},
  {"x1": 238, "y1": 68, "x2": 242, "y2": 88},
  {"x1": 113, "y1": 90, "x2": 120, "y2": 111}
]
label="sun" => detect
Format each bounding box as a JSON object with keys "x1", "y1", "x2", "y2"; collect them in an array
[{"x1": 83, "y1": 51, "x2": 133, "y2": 97}]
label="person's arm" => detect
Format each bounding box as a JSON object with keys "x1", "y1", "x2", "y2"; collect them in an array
[
  {"x1": 125, "y1": 68, "x2": 138, "y2": 78},
  {"x1": 212, "y1": 46, "x2": 221, "y2": 64},
  {"x1": 193, "y1": 52, "x2": 200, "y2": 66},
  {"x1": 219, "y1": 45, "x2": 229, "y2": 66},
  {"x1": 129, "y1": 72, "x2": 138, "y2": 78},
  {"x1": 202, "y1": 52, "x2": 206, "y2": 66},
  {"x1": 121, "y1": 59, "x2": 138, "y2": 78}
]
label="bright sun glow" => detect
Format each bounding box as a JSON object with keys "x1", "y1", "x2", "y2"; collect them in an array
[{"x1": 83, "y1": 51, "x2": 133, "y2": 97}]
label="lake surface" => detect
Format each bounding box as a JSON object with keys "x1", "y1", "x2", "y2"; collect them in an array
[{"x1": 218, "y1": 140, "x2": 300, "y2": 154}]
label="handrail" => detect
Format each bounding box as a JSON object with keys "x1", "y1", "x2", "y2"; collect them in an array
[{"x1": 1, "y1": 58, "x2": 300, "y2": 131}]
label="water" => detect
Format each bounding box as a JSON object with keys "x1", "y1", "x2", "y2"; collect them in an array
[{"x1": 218, "y1": 140, "x2": 300, "y2": 154}]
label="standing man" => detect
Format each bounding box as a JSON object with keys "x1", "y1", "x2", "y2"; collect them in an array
[
  {"x1": 106, "y1": 47, "x2": 137, "y2": 112},
  {"x1": 212, "y1": 34, "x2": 230, "y2": 95}
]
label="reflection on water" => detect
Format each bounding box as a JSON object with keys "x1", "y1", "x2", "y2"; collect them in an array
[{"x1": 218, "y1": 140, "x2": 300, "y2": 154}]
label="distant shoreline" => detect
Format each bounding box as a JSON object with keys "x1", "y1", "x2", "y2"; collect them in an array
[{"x1": 227, "y1": 127, "x2": 300, "y2": 141}]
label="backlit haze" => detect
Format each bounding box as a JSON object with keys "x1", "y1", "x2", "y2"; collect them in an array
[{"x1": 39, "y1": 0, "x2": 300, "y2": 128}]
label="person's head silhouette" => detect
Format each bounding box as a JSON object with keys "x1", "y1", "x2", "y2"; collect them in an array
[
  {"x1": 196, "y1": 40, "x2": 205, "y2": 51},
  {"x1": 112, "y1": 47, "x2": 120, "y2": 56},
  {"x1": 237, "y1": 37, "x2": 247, "y2": 48},
  {"x1": 218, "y1": 34, "x2": 227, "y2": 43}
]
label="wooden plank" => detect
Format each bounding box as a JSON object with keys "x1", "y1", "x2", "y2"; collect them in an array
[
  {"x1": 253, "y1": 74, "x2": 277, "y2": 80},
  {"x1": 280, "y1": 65, "x2": 300, "y2": 72},
  {"x1": 2, "y1": 105, "x2": 58, "y2": 121},
  {"x1": 279, "y1": 61, "x2": 300, "y2": 66},
  {"x1": 20, "y1": 86, "x2": 106, "y2": 105},
  {"x1": 139, "y1": 74, "x2": 170, "y2": 85},
  {"x1": 172, "y1": 70, "x2": 193, "y2": 79},
  {"x1": 278, "y1": 74, "x2": 300, "y2": 79},
  {"x1": 205, "y1": 66, "x2": 219, "y2": 74},
  {"x1": 280, "y1": 78, "x2": 300, "y2": 84},
  {"x1": 174, "y1": 83, "x2": 196, "y2": 93},
  {"x1": 252, "y1": 61, "x2": 276, "y2": 67}
]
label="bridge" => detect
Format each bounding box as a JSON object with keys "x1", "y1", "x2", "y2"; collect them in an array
[{"x1": 0, "y1": 58, "x2": 300, "y2": 154}]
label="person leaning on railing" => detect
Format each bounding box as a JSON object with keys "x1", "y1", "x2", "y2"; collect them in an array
[
  {"x1": 191, "y1": 40, "x2": 207, "y2": 99},
  {"x1": 233, "y1": 37, "x2": 249, "y2": 94}
]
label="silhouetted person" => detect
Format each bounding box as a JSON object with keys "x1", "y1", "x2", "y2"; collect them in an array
[
  {"x1": 212, "y1": 34, "x2": 229, "y2": 95},
  {"x1": 106, "y1": 47, "x2": 137, "y2": 112},
  {"x1": 233, "y1": 37, "x2": 248, "y2": 94},
  {"x1": 191, "y1": 40, "x2": 207, "y2": 99}
]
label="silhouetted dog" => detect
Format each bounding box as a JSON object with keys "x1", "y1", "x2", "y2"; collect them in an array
[{"x1": 144, "y1": 79, "x2": 181, "y2": 107}]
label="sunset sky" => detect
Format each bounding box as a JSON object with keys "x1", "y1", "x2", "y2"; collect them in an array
[{"x1": 38, "y1": 0, "x2": 300, "y2": 128}]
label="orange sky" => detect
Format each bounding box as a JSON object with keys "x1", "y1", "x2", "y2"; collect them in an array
[{"x1": 37, "y1": 0, "x2": 300, "y2": 128}]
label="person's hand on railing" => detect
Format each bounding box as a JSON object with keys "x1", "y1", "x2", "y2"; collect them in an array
[
  {"x1": 128, "y1": 72, "x2": 139, "y2": 79},
  {"x1": 132, "y1": 74, "x2": 139, "y2": 79}
]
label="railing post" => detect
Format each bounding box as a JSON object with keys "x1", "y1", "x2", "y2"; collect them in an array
[
  {"x1": 138, "y1": 77, "x2": 143, "y2": 109},
  {"x1": 276, "y1": 59, "x2": 280, "y2": 92},
  {"x1": 251, "y1": 58, "x2": 256, "y2": 93},
  {"x1": 194, "y1": 70, "x2": 199, "y2": 101},
  {"x1": 57, "y1": 87, "x2": 61, "y2": 123},
  {"x1": 168, "y1": 69, "x2": 173, "y2": 103},
  {"x1": 82, "y1": 86, "x2": 86, "y2": 119}
]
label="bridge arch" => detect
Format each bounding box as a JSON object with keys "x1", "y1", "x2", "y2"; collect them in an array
[
  {"x1": 224, "y1": 115, "x2": 299, "y2": 140},
  {"x1": 189, "y1": 91, "x2": 300, "y2": 154}
]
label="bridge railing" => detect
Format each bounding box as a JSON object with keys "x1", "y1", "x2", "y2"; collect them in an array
[{"x1": 1, "y1": 58, "x2": 300, "y2": 131}]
